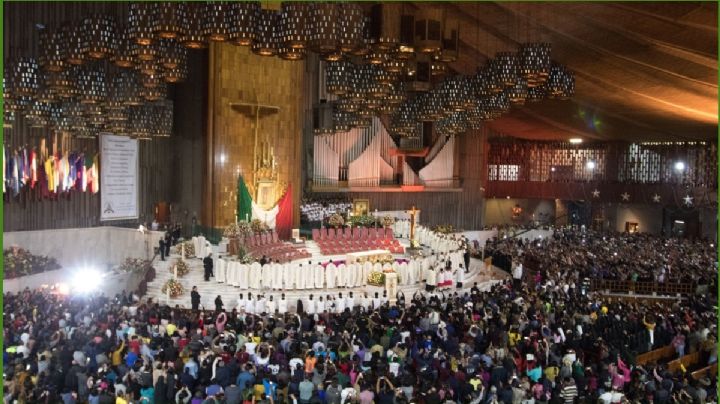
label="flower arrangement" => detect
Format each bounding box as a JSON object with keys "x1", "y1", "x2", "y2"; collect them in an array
[
  {"x1": 175, "y1": 241, "x2": 195, "y2": 258},
  {"x1": 237, "y1": 246, "x2": 255, "y2": 264},
  {"x1": 117, "y1": 258, "x2": 152, "y2": 274},
  {"x1": 250, "y1": 219, "x2": 269, "y2": 233},
  {"x1": 382, "y1": 216, "x2": 395, "y2": 228},
  {"x1": 328, "y1": 213, "x2": 345, "y2": 228},
  {"x1": 410, "y1": 239, "x2": 421, "y2": 249},
  {"x1": 170, "y1": 259, "x2": 190, "y2": 277},
  {"x1": 161, "y1": 279, "x2": 184, "y2": 298},
  {"x1": 432, "y1": 224, "x2": 457, "y2": 234},
  {"x1": 224, "y1": 222, "x2": 254, "y2": 239},
  {"x1": 3, "y1": 247, "x2": 61, "y2": 279},
  {"x1": 348, "y1": 214, "x2": 379, "y2": 228},
  {"x1": 367, "y1": 271, "x2": 385, "y2": 286}
]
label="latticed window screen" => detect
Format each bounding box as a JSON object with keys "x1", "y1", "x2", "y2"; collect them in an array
[{"x1": 488, "y1": 139, "x2": 717, "y2": 188}]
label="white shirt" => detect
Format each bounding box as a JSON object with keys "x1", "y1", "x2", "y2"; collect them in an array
[
  {"x1": 317, "y1": 300, "x2": 326, "y2": 313},
  {"x1": 336, "y1": 297, "x2": 346, "y2": 313},
  {"x1": 278, "y1": 299, "x2": 288, "y2": 313}
]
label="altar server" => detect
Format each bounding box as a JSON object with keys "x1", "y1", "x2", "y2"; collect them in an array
[
  {"x1": 278, "y1": 294, "x2": 288, "y2": 313},
  {"x1": 255, "y1": 294, "x2": 266, "y2": 314},
  {"x1": 245, "y1": 293, "x2": 256, "y2": 314},
  {"x1": 336, "y1": 293, "x2": 346, "y2": 314},
  {"x1": 347, "y1": 292, "x2": 355, "y2": 309},
  {"x1": 236, "y1": 293, "x2": 247, "y2": 311},
  {"x1": 316, "y1": 296, "x2": 326, "y2": 313},
  {"x1": 216, "y1": 257, "x2": 227, "y2": 283},
  {"x1": 306, "y1": 294, "x2": 316, "y2": 315},
  {"x1": 266, "y1": 295, "x2": 277, "y2": 314}
]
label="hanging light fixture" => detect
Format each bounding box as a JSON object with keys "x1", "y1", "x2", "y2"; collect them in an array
[
  {"x1": 10, "y1": 58, "x2": 39, "y2": 97},
  {"x1": 205, "y1": 2, "x2": 232, "y2": 42},
  {"x1": 338, "y1": 3, "x2": 364, "y2": 54},
  {"x1": 229, "y1": 2, "x2": 259, "y2": 46},
  {"x1": 136, "y1": 59, "x2": 160, "y2": 76},
  {"x1": 526, "y1": 86, "x2": 546, "y2": 102},
  {"x1": 279, "y1": 2, "x2": 309, "y2": 50},
  {"x1": 181, "y1": 3, "x2": 209, "y2": 49},
  {"x1": 129, "y1": 2, "x2": 157, "y2": 46},
  {"x1": 494, "y1": 52, "x2": 518, "y2": 87},
  {"x1": 414, "y1": 7, "x2": 443, "y2": 54},
  {"x1": 164, "y1": 64, "x2": 188, "y2": 83},
  {"x1": 84, "y1": 15, "x2": 117, "y2": 59},
  {"x1": 39, "y1": 27, "x2": 67, "y2": 72},
  {"x1": 507, "y1": 77, "x2": 528, "y2": 105},
  {"x1": 430, "y1": 61, "x2": 447, "y2": 76},
  {"x1": 156, "y1": 2, "x2": 186, "y2": 39},
  {"x1": 309, "y1": 3, "x2": 339, "y2": 55},
  {"x1": 325, "y1": 60, "x2": 352, "y2": 95},
  {"x1": 44, "y1": 70, "x2": 74, "y2": 98},
  {"x1": 25, "y1": 101, "x2": 53, "y2": 128},
  {"x1": 65, "y1": 25, "x2": 88, "y2": 65},
  {"x1": 278, "y1": 45, "x2": 306, "y2": 61},
  {"x1": 252, "y1": 9, "x2": 279, "y2": 56},
  {"x1": 159, "y1": 39, "x2": 186, "y2": 69},
  {"x1": 134, "y1": 41, "x2": 157, "y2": 62},
  {"x1": 77, "y1": 64, "x2": 107, "y2": 104},
  {"x1": 113, "y1": 25, "x2": 137, "y2": 68},
  {"x1": 141, "y1": 82, "x2": 166, "y2": 101},
  {"x1": 368, "y1": 3, "x2": 400, "y2": 52}
]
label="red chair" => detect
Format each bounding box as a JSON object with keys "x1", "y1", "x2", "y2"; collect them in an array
[
  {"x1": 328, "y1": 228, "x2": 336, "y2": 239},
  {"x1": 385, "y1": 228, "x2": 393, "y2": 239},
  {"x1": 369, "y1": 228, "x2": 377, "y2": 239},
  {"x1": 272, "y1": 231, "x2": 279, "y2": 243},
  {"x1": 344, "y1": 227, "x2": 352, "y2": 239}
]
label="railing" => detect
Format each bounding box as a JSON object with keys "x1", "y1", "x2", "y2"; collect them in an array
[
  {"x1": 636, "y1": 345, "x2": 676, "y2": 366},
  {"x1": 589, "y1": 279, "x2": 695, "y2": 296}
]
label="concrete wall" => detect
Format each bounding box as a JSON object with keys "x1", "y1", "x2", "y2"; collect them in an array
[
  {"x1": 483, "y1": 198, "x2": 556, "y2": 226},
  {"x1": 4, "y1": 227, "x2": 164, "y2": 270},
  {"x1": 3, "y1": 267, "x2": 146, "y2": 296}
]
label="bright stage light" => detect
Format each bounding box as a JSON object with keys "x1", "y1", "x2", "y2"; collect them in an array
[
  {"x1": 586, "y1": 161, "x2": 596, "y2": 170},
  {"x1": 674, "y1": 161, "x2": 685, "y2": 171},
  {"x1": 569, "y1": 138, "x2": 583, "y2": 144},
  {"x1": 71, "y1": 268, "x2": 103, "y2": 294}
]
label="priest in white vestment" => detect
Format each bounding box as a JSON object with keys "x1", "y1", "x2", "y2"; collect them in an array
[
  {"x1": 398, "y1": 262, "x2": 409, "y2": 285},
  {"x1": 363, "y1": 261, "x2": 373, "y2": 285},
  {"x1": 238, "y1": 263, "x2": 250, "y2": 289},
  {"x1": 272, "y1": 262, "x2": 283, "y2": 290},
  {"x1": 249, "y1": 263, "x2": 262, "y2": 290},
  {"x1": 354, "y1": 264, "x2": 364, "y2": 287},
  {"x1": 245, "y1": 294, "x2": 256, "y2": 314},
  {"x1": 325, "y1": 263, "x2": 337, "y2": 289},
  {"x1": 278, "y1": 294, "x2": 288, "y2": 313},
  {"x1": 261, "y1": 264, "x2": 273, "y2": 289},
  {"x1": 294, "y1": 264, "x2": 304, "y2": 290},
  {"x1": 256, "y1": 295, "x2": 266, "y2": 314},
  {"x1": 304, "y1": 263, "x2": 316, "y2": 289},
  {"x1": 216, "y1": 258, "x2": 227, "y2": 283},
  {"x1": 335, "y1": 263, "x2": 345, "y2": 288},
  {"x1": 266, "y1": 295, "x2": 277, "y2": 314},
  {"x1": 237, "y1": 294, "x2": 248, "y2": 311},
  {"x1": 282, "y1": 263, "x2": 293, "y2": 290},
  {"x1": 314, "y1": 263, "x2": 324, "y2": 288},
  {"x1": 347, "y1": 292, "x2": 355, "y2": 309},
  {"x1": 336, "y1": 293, "x2": 346, "y2": 314},
  {"x1": 305, "y1": 295, "x2": 317, "y2": 315}
]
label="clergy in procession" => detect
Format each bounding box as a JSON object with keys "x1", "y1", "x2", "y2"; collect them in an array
[
  {"x1": 261, "y1": 263, "x2": 273, "y2": 289},
  {"x1": 249, "y1": 262, "x2": 262, "y2": 289},
  {"x1": 363, "y1": 261, "x2": 373, "y2": 286},
  {"x1": 335, "y1": 263, "x2": 346, "y2": 288},
  {"x1": 255, "y1": 294, "x2": 266, "y2": 315},
  {"x1": 353, "y1": 263, "x2": 364, "y2": 287},
  {"x1": 266, "y1": 295, "x2": 277, "y2": 314},
  {"x1": 245, "y1": 292, "x2": 256, "y2": 314},
  {"x1": 216, "y1": 256, "x2": 227, "y2": 283},
  {"x1": 293, "y1": 264, "x2": 303, "y2": 290},
  {"x1": 347, "y1": 292, "x2": 355, "y2": 310},
  {"x1": 272, "y1": 260, "x2": 283, "y2": 290},
  {"x1": 316, "y1": 296, "x2": 326, "y2": 314},
  {"x1": 361, "y1": 293, "x2": 372, "y2": 311},
  {"x1": 336, "y1": 293, "x2": 346, "y2": 314},
  {"x1": 238, "y1": 262, "x2": 250, "y2": 289},
  {"x1": 278, "y1": 293, "x2": 288, "y2": 314},
  {"x1": 325, "y1": 262, "x2": 337, "y2": 289},
  {"x1": 304, "y1": 261, "x2": 315, "y2": 289},
  {"x1": 236, "y1": 293, "x2": 247, "y2": 312},
  {"x1": 305, "y1": 294, "x2": 316, "y2": 315},
  {"x1": 314, "y1": 262, "x2": 324, "y2": 288},
  {"x1": 282, "y1": 261, "x2": 294, "y2": 290},
  {"x1": 398, "y1": 262, "x2": 409, "y2": 286}
]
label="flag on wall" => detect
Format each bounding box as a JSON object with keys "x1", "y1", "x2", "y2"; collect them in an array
[
  {"x1": 275, "y1": 183, "x2": 293, "y2": 240},
  {"x1": 237, "y1": 174, "x2": 253, "y2": 222}
]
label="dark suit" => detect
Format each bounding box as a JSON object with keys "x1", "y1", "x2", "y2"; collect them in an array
[
  {"x1": 191, "y1": 290, "x2": 201, "y2": 311},
  {"x1": 203, "y1": 256, "x2": 214, "y2": 281}
]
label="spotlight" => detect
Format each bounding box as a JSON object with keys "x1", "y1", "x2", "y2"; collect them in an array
[
  {"x1": 569, "y1": 138, "x2": 582, "y2": 144},
  {"x1": 71, "y1": 268, "x2": 103, "y2": 294},
  {"x1": 674, "y1": 161, "x2": 685, "y2": 171},
  {"x1": 586, "y1": 161, "x2": 596, "y2": 170}
]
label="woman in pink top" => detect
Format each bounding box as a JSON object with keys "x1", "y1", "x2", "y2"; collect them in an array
[{"x1": 215, "y1": 312, "x2": 227, "y2": 333}]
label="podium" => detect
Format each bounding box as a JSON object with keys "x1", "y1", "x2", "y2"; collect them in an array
[{"x1": 385, "y1": 272, "x2": 398, "y2": 305}]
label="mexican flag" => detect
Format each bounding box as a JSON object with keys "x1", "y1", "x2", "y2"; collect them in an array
[{"x1": 237, "y1": 175, "x2": 253, "y2": 222}]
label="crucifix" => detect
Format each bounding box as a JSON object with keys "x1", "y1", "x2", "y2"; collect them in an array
[{"x1": 406, "y1": 205, "x2": 420, "y2": 242}]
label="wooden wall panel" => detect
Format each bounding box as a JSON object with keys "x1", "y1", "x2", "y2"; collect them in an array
[{"x1": 203, "y1": 44, "x2": 304, "y2": 228}]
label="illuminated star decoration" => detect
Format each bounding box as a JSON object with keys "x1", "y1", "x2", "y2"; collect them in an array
[
  {"x1": 592, "y1": 189, "x2": 600, "y2": 198},
  {"x1": 652, "y1": 194, "x2": 661, "y2": 203},
  {"x1": 683, "y1": 195, "x2": 693, "y2": 206},
  {"x1": 620, "y1": 192, "x2": 630, "y2": 201}
]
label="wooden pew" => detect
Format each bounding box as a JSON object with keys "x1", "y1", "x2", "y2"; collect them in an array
[
  {"x1": 636, "y1": 345, "x2": 676, "y2": 366},
  {"x1": 667, "y1": 351, "x2": 701, "y2": 374},
  {"x1": 691, "y1": 363, "x2": 717, "y2": 381}
]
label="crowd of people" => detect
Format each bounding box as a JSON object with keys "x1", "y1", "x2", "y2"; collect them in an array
[{"x1": 3, "y1": 226, "x2": 717, "y2": 404}]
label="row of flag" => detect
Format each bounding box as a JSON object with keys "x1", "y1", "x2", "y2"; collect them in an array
[{"x1": 3, "y1": 144, "x2": 99, "y2": 197}]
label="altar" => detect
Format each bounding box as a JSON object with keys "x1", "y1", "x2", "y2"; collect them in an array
[{"x1": 346, "y1": 249, "x2": 392, "y2": 265}]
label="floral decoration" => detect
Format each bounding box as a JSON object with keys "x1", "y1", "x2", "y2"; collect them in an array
[
  {"x1": 382, "y1": 216, "x2": 395, "y2": 228},
  {"x1": 237, "y1": 246, "x2": 255, "y2": 264},
  {"x1": 432, "y1": 224, "x2": 457, "y2": 234},
  {"x1": 250, "y1": 219, "x2": 269, "y2": 233},
  {"x1": 175, "y1": 241, "x2": 195, "y2": 258},
  {"x1": 3, "y1": 247, "x2": 61, "y2": 279},
  {"x1": 367, "y1": 271, "x2": 385, "y2": 286},
  {"x1": 348, "y1": 215, "x2": 379, "y2": 228},
  {"x1": 161, "y1": 278, "x2": 185, "y2": 298},
  {"x1": 328, "y1": 213, "x2": 345, "y2": 228},
  {"x1": 170, "y1": 259, "x2": 190, "y2": 277}
]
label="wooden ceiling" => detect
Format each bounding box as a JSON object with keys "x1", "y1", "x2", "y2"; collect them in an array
[{"x1": 416, "y1": 2, "x2": 717, "y2": 142}]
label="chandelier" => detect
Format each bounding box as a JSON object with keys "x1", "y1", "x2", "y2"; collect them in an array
[
  {"x1": 252, "y1": 9, "x2": 279, "y2": 57},
  {"x1": 229, "y1": 2, "x2": 259, "y2": 46},
  {"x1": 156, "y1": 2, "x2": 186, "y2": 39}
]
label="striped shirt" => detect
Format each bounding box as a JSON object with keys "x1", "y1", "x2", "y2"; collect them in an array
[{"x1": 560, "y1": 383, "x2": 578, "y2": 404}]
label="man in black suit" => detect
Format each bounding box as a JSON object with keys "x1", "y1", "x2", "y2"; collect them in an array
[
  {"x1": 159, "y1": 238, "x2": 166, "y2": 261},
  {"x1": 191, "y1": 286, "x2": 201, "y2": 311},
  {"x1": 203, "y1": 253, "x2": 214, "y2": 281},
  {"x1": 164, "y1": 232, "x2": 172, "y2": 257}
]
